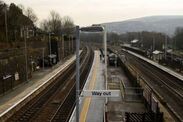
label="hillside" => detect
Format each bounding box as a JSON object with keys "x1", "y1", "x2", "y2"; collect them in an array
[{"x1": 102, "y1": 16, "x2": 183, "y2": 36}]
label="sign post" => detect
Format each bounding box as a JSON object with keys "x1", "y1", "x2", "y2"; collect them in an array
[
  {"x1": 76, "y1": 26, "x2": 80, "y2": 122},
  {"x1": 82, "y1": 90, "x2": 120, "y2": 97},
  {"x1": 76, "y1": 25, "x2": 107, "y2": 122}
]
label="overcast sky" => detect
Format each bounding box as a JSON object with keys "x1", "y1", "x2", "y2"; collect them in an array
[{"x1": 6, "y1": 0, "x2": 183, "y2": 26}]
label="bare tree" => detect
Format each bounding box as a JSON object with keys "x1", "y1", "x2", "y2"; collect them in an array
[
  {"x1": 0, "y1": 0, "x2": 3, "y2": 6},
  {"x1": 40, "y1": 10, "x2": 74, "y2": 35},
  {"x1": 40, "y1": 19, "x2": 49, "y2": 32},
  {"x1": 62, "y1": 16, "x2": 74, "y2": 34},
  {"x1": 63, "y1": 16, "x2": 74, "y2": 28},
  {"x1": 48, "y1": 10, "x2": 62, "y2": 34},
  {"x1": 40, "y1": 11, "x2": 62, "y2": 34},
  {"x1": 0, "y1": 0, "x2": 5, "y2": 14},
  {"x1": 25, "y1": 7, "x2": 38, "y2": 25},
  {"x1": 18, "y1": 4, "x2": 25, "y2": 13},
  {"x1": 174, "y1": 27, "x2": 183, "y2": 49}
]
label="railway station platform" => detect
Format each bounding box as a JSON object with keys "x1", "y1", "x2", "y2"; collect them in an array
[
  {"x1": 0, "y1": 55, "x2": 76, "y2": 121},
  {"x1": 70, "y1": 50, "x2": 106, "y2": 122},
  {"x1": 107, "y1": 66, "x2": 147, "y2": 122},
  {"x1": 124, "y1": 49, "x2": 183, "y2": 81},
  {"x1": 69, "y1": 50, "x2": 146, "y2": 122}
]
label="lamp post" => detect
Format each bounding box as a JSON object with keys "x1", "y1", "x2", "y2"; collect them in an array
[
  {"x1": 62, "y1": 35, "x2": 65, "y2": 58},
  {"x1": 24, "y1": 27, "x2": 28, "y2": 82},
  {"x1": 4, "y1": 4, "x2": 8, "y2": 42},
  {"x1": 76, "y1": 25, "x2": 107, "y2": 122},
  {"x1": 103, "y1": 27, "x2": 107, "y2": 91},
  {"x1": 165, "y1": 35, "x2": 167, "y2": 60},
  {"x1": 42, "y1": 48, "x2": 45, "y2": 70},
  {"x1": 71, "y1": 35, "x2": 74, "y2": 53},
  {"x1": 115, "y1": 51, "x2": 117, "y2": 68},
  {"x1": 153, "y1": 36, "x2": 155, "y2": 51},
  {"x1": 69, "y1": 35, "x2": 71, "y2": 54},
  {"x1": 48, "y1": 32, "x2": 54, "y2": 66},
  {"x1": 75, "y1": 26, "x2": 80, "y2": 122},
  {"x1": 49, "y1": 33, "x2": 51, "y2": 55}
]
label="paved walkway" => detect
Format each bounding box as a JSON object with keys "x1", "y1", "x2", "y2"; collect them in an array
[
  {"x1": 107, "y1": 65, "x2": 147, "y2": 122},
  {"x1": 0, "y1": 55, "x2": 75, "y2": 116},
  {"x1": 82, "y1": 51, "x2": 105, "y2": 122},
  {"x1": 70, "y1": 50, "x2": 106, "y2": 122},
  {"x1": 70, "y1": 50, "x2": 146, "y2": 122}
]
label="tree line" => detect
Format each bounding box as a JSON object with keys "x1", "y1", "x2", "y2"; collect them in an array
[
  {"x1": 40, "y1": 11, "x2": 74, "y2": 35},
  {"x1": 173, "y1": 27, "x2": 183, "y2": 50},
  {"x1": 0, "y1": 0, "x2": 74, "y2": 42},
  {"x1": 107, "y1": 28, "x2": 183, "y2": 51},
  {"x1": 0, "y1": 1, "x2": 34, "y2": 42}
]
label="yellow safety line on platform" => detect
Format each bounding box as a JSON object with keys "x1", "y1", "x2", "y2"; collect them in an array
[{"x1": 80, "y1": 51, "x2": 99, "y2": 122}]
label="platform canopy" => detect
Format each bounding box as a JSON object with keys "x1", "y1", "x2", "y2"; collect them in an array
[{"x1": 80, "y1": 25, "x2": 104, "y2": 32}]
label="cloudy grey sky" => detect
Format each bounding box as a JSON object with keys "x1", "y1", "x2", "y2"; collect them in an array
[{"x1": 6, "y1": 0, "x2": 183, "y2": 26}]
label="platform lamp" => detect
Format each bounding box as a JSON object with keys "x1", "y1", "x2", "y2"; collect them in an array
[
  {"x1": 75, "y1": 25, "x2": 107, "y2": 122},
  {"x1": 48, "y1": 32, "x2": 55, "y2": 55}
]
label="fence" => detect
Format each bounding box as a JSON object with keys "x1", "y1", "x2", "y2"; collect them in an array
[
  {"x1": 125, "y1": 112, "x2": 163, "y2": 122},
  {"x1": 116, "y1": 51, "x2": 164, "y2": 121}
]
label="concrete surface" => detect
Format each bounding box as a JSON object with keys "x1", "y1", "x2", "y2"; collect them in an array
[{"x1": 107, "y1": 66, "x2": 147, "y2": 122}]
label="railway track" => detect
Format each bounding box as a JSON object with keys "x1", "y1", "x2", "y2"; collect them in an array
[
  {"x1": 50, "y1": 47, "x2": 94, "y2": 122},
  {"x1": 7, "y1": 46, "x2": 94, "y2": 122},
  {"x1": 123, "y1": 51, "x2": 183, "y2": 121}
]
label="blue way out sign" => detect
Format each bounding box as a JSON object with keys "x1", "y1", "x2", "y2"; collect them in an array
[{"x1": 82, "y1": 90, "x2": 120, "y2": 97}]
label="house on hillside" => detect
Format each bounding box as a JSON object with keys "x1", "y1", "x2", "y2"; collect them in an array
[
  {"x1": 152, "y1": 50, "x2": 163, "y2": 62},
  {"x1": 131, "y1": 39, "x2": 141, "y2": 47}
]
